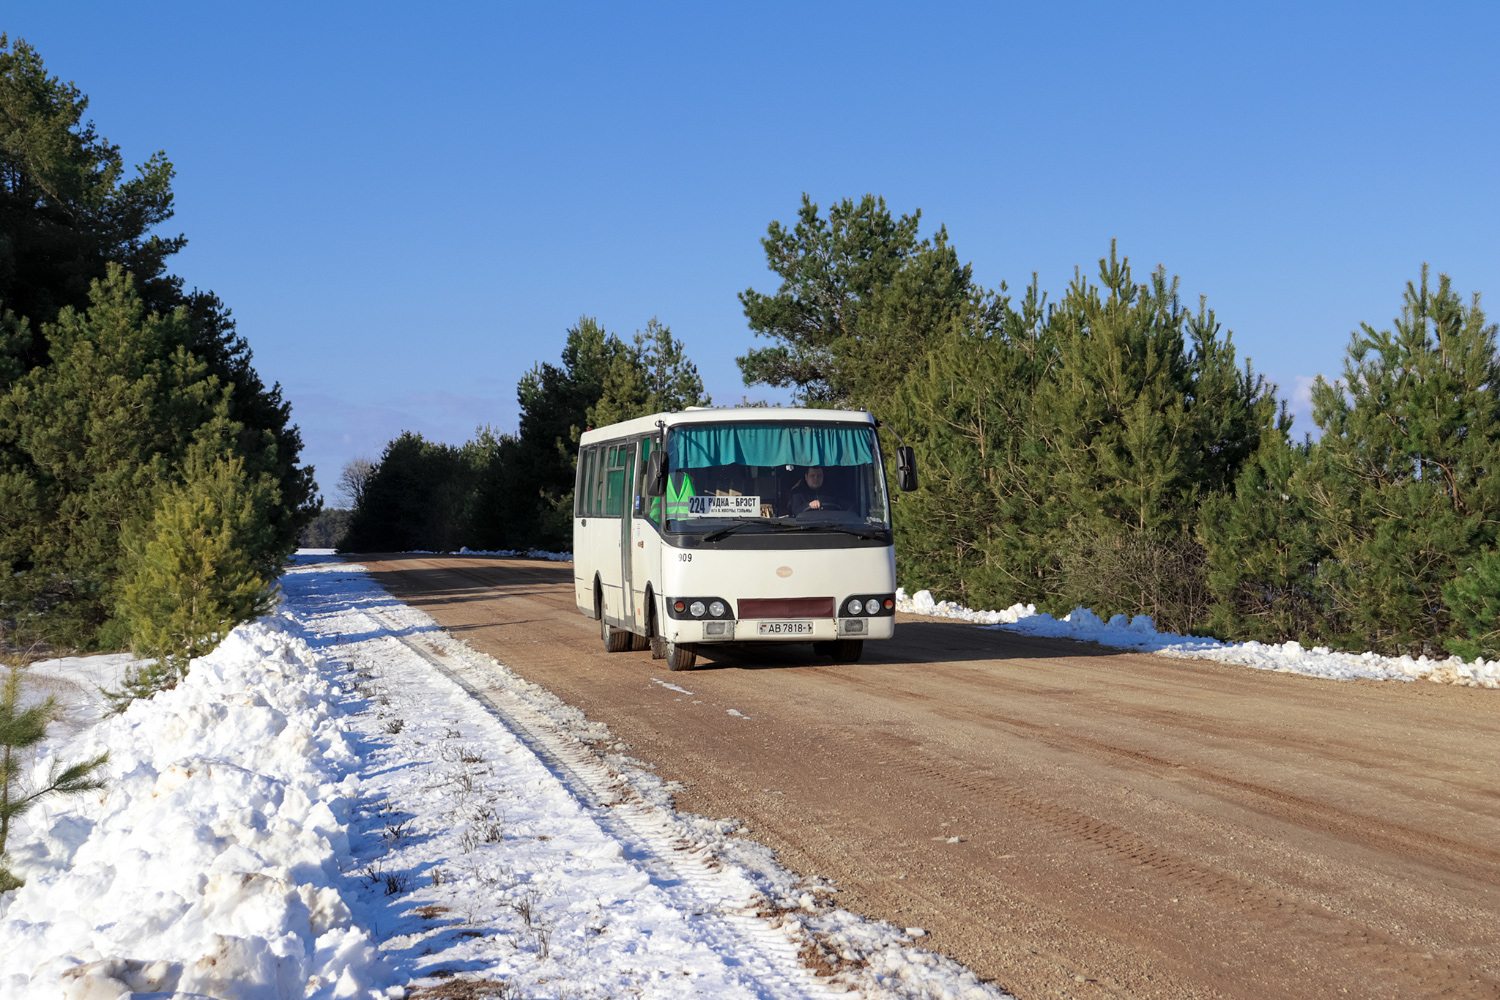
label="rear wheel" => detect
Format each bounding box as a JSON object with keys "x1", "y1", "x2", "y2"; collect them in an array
[
  {"x1": 601, "y1": 610, "x2": 631, "y2": 653},
  {"x1": 665, "y1": 641, "x2": 697, "y2": 671},
  {"x1": 630, "y1": 630, "x2": 651, "y2": 652},
  {"x1": 832, "y1": 639, "x2": 863, "y2": 663}
]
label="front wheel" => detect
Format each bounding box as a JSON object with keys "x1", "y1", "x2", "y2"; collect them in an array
[
  {"x1": 665, "y1": 641, "x2": 697, "y2": 671},
  {"x1": 832, "y1": 639, "x2": 863, "y2": 663}
]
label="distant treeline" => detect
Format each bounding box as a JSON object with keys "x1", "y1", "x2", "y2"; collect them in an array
[
  {"x1": 340, "y1": 318, "x2": 707, "y2": 553},
  {"x1": 346, "y1": 194, "x2": 1500, "y2": 661},
  {"x1": 0, "y1": 36, "x2": 315, "y2": 670}
]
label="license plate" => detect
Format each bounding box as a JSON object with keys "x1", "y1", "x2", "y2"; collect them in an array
[{"x1": 757, "y1": 620, "x2": 815, "y2": 635}]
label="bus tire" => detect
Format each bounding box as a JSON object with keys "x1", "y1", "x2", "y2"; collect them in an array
[
  {"x1": 601, "y1": 612, "x2": 631, "y2": 653},
  {"x1": 832, "y1": 639, "x2": 863, "y2": 663},
  {"x1": 665, "y1": 641, "x2": 696, "y2": 672},
  {"x1": 630, "y1": 630, "x2": 651, "y2": 652}
]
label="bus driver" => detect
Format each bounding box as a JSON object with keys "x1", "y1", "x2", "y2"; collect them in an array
[{"x1": 790, "y1": 466, "x2": 846, "y2": 515}]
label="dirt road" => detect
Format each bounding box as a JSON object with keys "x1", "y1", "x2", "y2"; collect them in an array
[{"x1": 357, "y1": 553, "x2": 1500, "y2": 1000}]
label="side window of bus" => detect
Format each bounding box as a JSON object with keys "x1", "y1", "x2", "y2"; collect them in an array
[
  {"x1": 577, "y1": 448, "x2": 593, "y2": 516},
  {"x1": 591, "y1": 447, "x2": 602, "y2": 516},
  {"x1": 604, "y1": 445, "x2": 626, "y2": 516}
]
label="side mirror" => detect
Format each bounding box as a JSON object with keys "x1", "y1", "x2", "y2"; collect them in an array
[
  {"x1": 644, "y1": 451, "x2": 667, "y2": 497},
  {"x1": 896, "y1": 446, "x2": 918, "y2": 492}
]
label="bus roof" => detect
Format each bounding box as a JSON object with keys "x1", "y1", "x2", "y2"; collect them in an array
[{"x1": 578, "y1": 406, "x2": 876, "y2": 445}]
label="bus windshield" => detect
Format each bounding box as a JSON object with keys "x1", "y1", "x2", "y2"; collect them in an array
[{"x1": 664, "y1": 422, "x2": 891, "y2": 534}]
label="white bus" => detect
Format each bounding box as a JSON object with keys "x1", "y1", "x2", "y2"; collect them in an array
[{"x1": 573, "y1": 407, "x2": 917, "y2": 670}]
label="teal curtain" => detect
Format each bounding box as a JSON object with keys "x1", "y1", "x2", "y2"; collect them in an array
[{"x1": 670, "y1": 424, "x2": 875, "y2": 469}]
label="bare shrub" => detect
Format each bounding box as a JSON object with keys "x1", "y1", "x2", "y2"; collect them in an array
[
  {"x1": 510, "y1": 889, "x2": 541, "y2": 927},
  {"x1": 1059, "y1": 527, "x2": 1211, "y2": 634}
]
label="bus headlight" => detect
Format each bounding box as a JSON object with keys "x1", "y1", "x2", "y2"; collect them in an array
[
  {"x1": 847, "y1": 598, "x2": 862, "y2": 615},
  {"x1": 708, "y1": 600, "x2": 726, "y2": 617},
  {"x1": 690, "y1": 601, "x2": 706, "y2": 617},
  {"x1": 865, "y1": 598, "x2": 880, "y2": 615}
]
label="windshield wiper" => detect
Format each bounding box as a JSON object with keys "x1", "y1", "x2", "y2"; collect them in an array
[
  {"x1": 698, "y1": 520, "x2": 812, "y2": 543},
  {"x1": 804, "y1": 524, "x2": 889, "y2": 540},
  {"x1": 698, "y1": 521, "x2": 889, "y2": 543}
]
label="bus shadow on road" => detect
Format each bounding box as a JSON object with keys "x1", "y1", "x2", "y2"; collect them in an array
[
  {"x1": 690, "y1": 619, "x2": 1126, "y2": 670},
  {"x1": 359, "y1": 558, "x2": 574, "y2": 601}
]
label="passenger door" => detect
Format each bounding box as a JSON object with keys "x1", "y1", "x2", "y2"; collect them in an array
[
  {"x1": 617, "y1": 441, "x2": 638, "y2": 633},
  {"x1": 629, "y1": 436, "x2": 661, "y2": 634}
]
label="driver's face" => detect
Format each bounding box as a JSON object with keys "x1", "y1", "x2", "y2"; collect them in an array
[{"x1": 806, "y1": 467, "x2": 824, "y2": 488}]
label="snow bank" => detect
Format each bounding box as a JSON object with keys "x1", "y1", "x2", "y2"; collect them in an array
[
  {"x1": 284, "y1": 556, "x2": 1009, "y2": 1000},
  {"x1": 1, "y1": 621, "x2": 396, "y2": 999},
  {"x1": 896, "y1": 588, "x2": 1500, "y2": 688},
  {"x1": 5, "y1": 557, "x2": 1012, "y2": 1000},
  {"x1": 454, "y1": 546, "x2": 571, "y2": 561}
]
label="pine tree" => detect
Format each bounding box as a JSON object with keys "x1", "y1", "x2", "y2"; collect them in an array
[
  {"x1": 891, "y1": 277, "x2": 1054, "y2": 607},
  {"x1": 1, "y1": 662, "x2": 108, "y2": 890},
  {"x1": 0, "y1": 267, "x2": 227, "y2": 647},
  {"x1": 341, "y1": 432, "x2": 472, "y2": 553},
  {"x1": 1037, "y1": 249, "x2": 1195, "y2": 538},
  {"x1": 1443, "y1": 549, "x2": 1500, "y2": 660},
  {"x1": 1200, "y1": 424, "x2": 1331, "y2": 643},
  {"x1": 112, "y1": 451, "x2": 278, "y2": 705},
  {"x1": 0, "y1": 34, "x2": 186, "y2": 361},
  {"x1": 0, "y1": 35, "x2": 314, "y2": 634},
  {"x1": 0, "y1": 305, "x2": 28, "y2": 392},
  {"x1": 176, "y1": 291, "x2": 317, "y2": 557},
  {"x1": 587, "y1": 318, "x2": 709, "y2": 427},
  {"x1": 1024, "y1": 245, "x2": 1276, "y2": 628},
  {"x1": 510, "y1": 318, "x2": 628, "y2": 547},
  {"x1": 737, "y1": 194, "x2": 972, "y2": 407},
  {"x1": 1308, "y1": 267, "x2": 1500, "y2": 654}
]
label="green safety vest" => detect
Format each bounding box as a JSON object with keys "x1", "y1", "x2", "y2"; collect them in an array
[{"x1": 664, "y1": 472, "x2": 695, "y2": 520}]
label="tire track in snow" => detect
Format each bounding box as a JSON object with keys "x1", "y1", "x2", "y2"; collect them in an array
[{"x1": 337, "y1": 595, "x2": 849, "y2": 1000}]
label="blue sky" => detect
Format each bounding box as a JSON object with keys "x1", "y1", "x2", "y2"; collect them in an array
[{"x1": 8, "y1": 2, "x2": 1498, "y2": 498}]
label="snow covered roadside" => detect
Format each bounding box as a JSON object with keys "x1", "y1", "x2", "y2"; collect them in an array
[
  {"x1": 1, "y1": 558, "x2": 1010, "y2": 1000},
  {"x1": 896, "y1": 588, "x2": 1500, "y2": 689},
  {"x1": 2, "y1": 616, "x2": 393, "y2": 997}
]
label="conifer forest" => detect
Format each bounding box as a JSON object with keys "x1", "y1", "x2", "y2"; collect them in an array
[
  {"x1": 2, "y1": 33, "x2": 1495, "y2": 670},
  {"x1": 345, "y1": 192, "x2": 1499, "y2": 663},
  {"x1": 0, "y1": 36, "x2": 315, "y2": 687}
]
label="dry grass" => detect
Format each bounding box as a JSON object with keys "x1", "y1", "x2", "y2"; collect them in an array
[{"x1": 406, "y1": 977, "x2": 515, "y2": 999}]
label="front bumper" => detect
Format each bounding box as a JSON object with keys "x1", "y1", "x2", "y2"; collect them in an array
[{"x1": 664, "y1": 615, "x2": 894, "y2": 644}]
